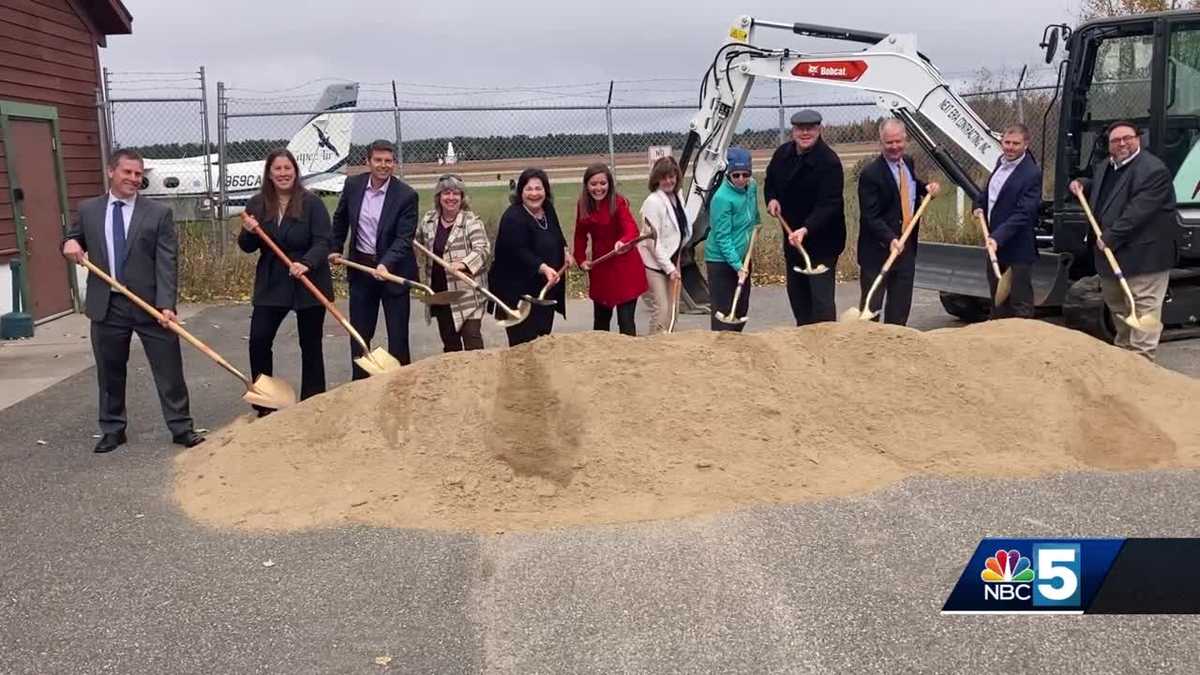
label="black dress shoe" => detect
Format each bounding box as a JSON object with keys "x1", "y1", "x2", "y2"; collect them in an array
[
  {"x1": 172, "y1": 430, "x2": 206, "y2": 448},
  {"x1": 94, "y1": 431, "x2": 127, "y2": 453}
]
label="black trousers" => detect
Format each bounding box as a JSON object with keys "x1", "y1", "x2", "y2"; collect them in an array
[
  {"x1": 593, "y1": 299, "x2": 637, "y2": 336},
  {"x1": 432, "y1": 305, "x2": 484, "y2": 352},
  {"x1": 348, "y1": 273, "x2": 411, "y2": 380},
  {"x1": 707, "y1": 261, "x2": 751, "y2": 332},
  {"x1": 505, "y1": 304, "x2": 556, "y2": 347},
  {"x1": 988, "y1": 261, "x2": 1035, "y2": 319},
  {"x1": 249, "y1": 305, "x2": 326, "y2": 406},
  {"x1": 784, "y1": 245, "x2": 838, "y2": 325},
  {"x1": 858, "y1": 262, "x2": 915, "y2": 326},
  {"x1": 90, "y1": 295, "x2": 193, "y2": 436}
]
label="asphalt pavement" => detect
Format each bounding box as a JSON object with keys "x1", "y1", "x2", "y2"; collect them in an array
[{"x1": 1, "y1": 285, "x2": 1198, "y2": 674}]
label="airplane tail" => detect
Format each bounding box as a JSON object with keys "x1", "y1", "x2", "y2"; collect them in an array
[{"x1": 287, "y1": 82, "x2": 358, "y2": 176}]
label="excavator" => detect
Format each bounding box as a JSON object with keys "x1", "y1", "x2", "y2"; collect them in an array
[{"x1": 675, "y1": 11, "x2": 1200, "y2": 342}]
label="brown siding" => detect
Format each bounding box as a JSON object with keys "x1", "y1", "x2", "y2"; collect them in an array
[{"x1": 0, "y1": 0, "x2": 105, "y2": 262}]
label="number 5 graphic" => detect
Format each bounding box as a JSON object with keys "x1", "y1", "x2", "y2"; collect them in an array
[{"x1": 1033, "y1": 544, "x2": 1082, "y2": 607}]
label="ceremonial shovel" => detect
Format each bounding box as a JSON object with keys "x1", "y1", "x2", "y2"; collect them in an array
[
  {"x1": 841, "y1": 193, "x2": 935, "y2": 322},
  {"x1": 79, "y1": 257, "x2": 296, "y2": 410},
  {"x1": 241, "y1": 213, "x2": 401, "y2": 376},
  {"x1": 777, "y1": 213, "x2": 828, "y2": 275},
  {"x1": 1073, "y1": 190, "x2": 1162, "y2": 332},
  {"x1": 714, "y1": 226, "x2": 760, "y2": 325},
  {"x1": 333, "y1": 258, "x2": 466, "y2": 306},
  {"x1": 414, "y1": 241, "x2": 531, "y2": 328}
]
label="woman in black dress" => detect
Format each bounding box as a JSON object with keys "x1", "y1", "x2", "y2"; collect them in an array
[
  {"x1": 487, "y1": 168, "x2": 569, "y2": 346},
  {"x1": 237, "y1": 148, "x2": 333, "y2": 414}
]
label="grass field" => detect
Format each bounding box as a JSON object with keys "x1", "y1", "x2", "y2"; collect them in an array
[{"x1": 180, "y1": 168, "x2": 978, "y2": 302}]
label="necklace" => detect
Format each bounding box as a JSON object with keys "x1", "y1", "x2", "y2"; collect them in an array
[{"x1": 524, "y1": 205, "x2": 548, "y2": 230}]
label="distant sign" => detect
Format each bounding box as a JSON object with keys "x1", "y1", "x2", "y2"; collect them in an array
[{"x1": 647, "y1": 145, "x2": 674, "y2": 170}]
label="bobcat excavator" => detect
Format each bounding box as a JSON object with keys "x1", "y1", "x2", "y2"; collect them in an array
[{"x1": 675, "y1": 12, "x2": 1200, "y2": 342}]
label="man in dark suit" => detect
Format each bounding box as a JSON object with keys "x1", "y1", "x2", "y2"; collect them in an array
[
  {"x1": 1070, "y1": 120, "x2": 1180, "y2": 360},
  {"x1": 974, "y1": 124, "x2": 1043, "y2": 319},
  {"x1": 330, "y1": 139, "x2": 419, "y2": 378},
  {"x1": 855, "y1": 118, "x2": 940, "y2": 325},
  {"x1": 765, "y1": 109, "x2": 847, "y2": 325},
  {"x1": 61, "y1": 149, "x2": 203, "y2": 453}
]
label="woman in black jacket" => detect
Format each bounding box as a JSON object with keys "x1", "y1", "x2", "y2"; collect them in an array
[
  {"x1": 488, "y1": 168, "x2": 569, "y2": 346},
  {"x1": 237, "y1": 148, "x2": 333, "y2": 414}
]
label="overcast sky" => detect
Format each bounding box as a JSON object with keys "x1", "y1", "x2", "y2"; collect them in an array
[{"x1": 101, "y1": 0, "x2": 1082, "y2": 96}]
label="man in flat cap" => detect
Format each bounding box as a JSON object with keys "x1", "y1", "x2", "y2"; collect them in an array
[{"x1": 764, "y1": 109, "x2": 846, "y2": 325}]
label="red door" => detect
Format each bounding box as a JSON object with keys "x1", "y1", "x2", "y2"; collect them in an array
[{"x1": 9, "y1": 118, "x2": 71, "y2": 319}]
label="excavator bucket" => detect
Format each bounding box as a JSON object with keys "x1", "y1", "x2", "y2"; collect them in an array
[{"x1": 914, "y1": 243, "x2": 1074, "y2": 307}]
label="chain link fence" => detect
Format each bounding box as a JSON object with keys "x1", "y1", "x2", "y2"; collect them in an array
[
  {"x1": 100, "y1": 67, "x2": 215, "y2": 227},
  {"x1": 96, "y1": 68, "x2": 1065, "y2": 298}
]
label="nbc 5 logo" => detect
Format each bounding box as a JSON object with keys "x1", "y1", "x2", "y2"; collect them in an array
[{"x1": 980, "y1": 544, "x2": 1082, "y2": 607}]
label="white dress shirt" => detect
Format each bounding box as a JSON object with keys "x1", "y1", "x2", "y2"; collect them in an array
[{"x1": 987, "y1": 153, "x2": 1025, "y2": 221}]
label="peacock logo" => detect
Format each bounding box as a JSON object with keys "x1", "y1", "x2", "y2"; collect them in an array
[{"x1": 981, "y1": 549, "x2": 1035, "y2": 583}]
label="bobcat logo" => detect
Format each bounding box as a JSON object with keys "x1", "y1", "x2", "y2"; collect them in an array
[{"x1": 314, "y1": 124, "x2": 339, "y2": 156}]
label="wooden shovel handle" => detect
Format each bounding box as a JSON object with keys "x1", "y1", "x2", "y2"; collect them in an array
[
  {"x1": 413, "y1": 241, "x2": 520, "y2": 317},
  {"x1": 1073, "y1": 190, "x2": 1129, "y2": 278},
  {"x1": 880, "y1": 193, "x2": 934, "y2": 274},
  {"x1": 973, "y1": 211, "x2": 1004, "y2": 277},
  {"x1": 335, "y1": 257, "x2": 415, "y2": 288},
  {"x1": 243, "y1": 216, "x2": 369, "y2": 353},
  {"x1": 78, "y1": 258, "x2": 251, "y2": 386},
  {"x1": 590, "y1": 234, "x2": 651, "y2": 267}
]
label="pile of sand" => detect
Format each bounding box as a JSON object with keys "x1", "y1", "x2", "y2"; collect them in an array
[{"x1": 174, "y1": 320, "x2": 1200, "y2": 533}]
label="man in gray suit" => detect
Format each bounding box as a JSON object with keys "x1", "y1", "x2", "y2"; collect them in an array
[
  {"x1": 62, "y1": 149, "x2": 204, "y2": 452},
  {"x1": 1069, "y1": 121, "x2": 1181, "y2": 361}
]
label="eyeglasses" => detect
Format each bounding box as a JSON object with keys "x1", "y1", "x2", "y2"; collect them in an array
[
  {"x1": 729, "y1": 172, "x2": 752, "y2": 179},
  {"x1": 1109, "y1": 134, "x2": 1138, "y2": 145}
]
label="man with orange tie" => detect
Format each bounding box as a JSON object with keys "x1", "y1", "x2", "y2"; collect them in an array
[{"x1": 855, "y1": 118, "x2": 940, "y2": 325}]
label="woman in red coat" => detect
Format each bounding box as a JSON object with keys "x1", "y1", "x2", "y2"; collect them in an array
[{"x1": 573, "y1": 163, "x2": 649, "y2": 335}]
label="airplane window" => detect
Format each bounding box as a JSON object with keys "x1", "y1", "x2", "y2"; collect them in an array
[{"x1": 164, "y1": 177, "x2": 180, "y2": 188}]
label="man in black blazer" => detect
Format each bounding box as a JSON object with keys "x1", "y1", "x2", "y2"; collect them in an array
[
  {"x1": 330, "y1": 140, "x2": 419, "y2": 378},
  {"x1": 856, "y1": 118, "x2": 940, "y2": 325},
  {"x1": 974, "y1": 124, "x2": 1043, "y2": 319},
  {"x1": 61, "y1": 149, "x2": 203, "y2": 453},
  {"x1": 764, "y1": 109, "x2": 847, "y2": 325},
  {"x1": 1070, "y1": 120, "x2": 1180, "y2": 360}
]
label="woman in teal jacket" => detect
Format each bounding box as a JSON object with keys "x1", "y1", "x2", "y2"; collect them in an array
[{"x1": 705, "y1": 147, "x2": 759, "y2": 332}]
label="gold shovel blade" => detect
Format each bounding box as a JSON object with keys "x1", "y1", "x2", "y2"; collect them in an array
[
  {"x1": 418, "y1": 290, "x2": 469, "y2": 306},
  {"x1": 995, "y1": 269, "x2": 1013, "y2": 306},
  {"x1": 496, "y1": 301, "x2": 532, "y2": 328},
  {"x1": 357, "y1": 348, "x2": 402, "y2": 376},
  {"x1": 242, "y1": 374, "x2": 298, "y2": 410}
]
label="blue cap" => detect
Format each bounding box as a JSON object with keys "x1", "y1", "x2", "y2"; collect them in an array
[{"x1": 727, "y1": 147, "x2": 752, "y2": 173}]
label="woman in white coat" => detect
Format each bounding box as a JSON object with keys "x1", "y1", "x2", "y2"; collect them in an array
[{"x1": 638, "y1": 156, "x2": 693, "y2": 335}]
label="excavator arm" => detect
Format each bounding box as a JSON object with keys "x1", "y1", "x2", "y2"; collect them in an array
[{"x1": 674, "y1": 16, "x2": 1069, "y2": 313}]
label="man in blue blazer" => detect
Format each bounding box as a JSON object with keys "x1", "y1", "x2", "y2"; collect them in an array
[
  {"x1": 973, "y1": 124, "x2": 1043, "y2": 319},
  {"x1": 330, "y1": 140, "x2": 419, "y2": 378}
]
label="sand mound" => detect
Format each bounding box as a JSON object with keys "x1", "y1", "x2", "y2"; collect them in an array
[{"x1": 174, "y1": 320, "x2": 1200, "y2": 533}]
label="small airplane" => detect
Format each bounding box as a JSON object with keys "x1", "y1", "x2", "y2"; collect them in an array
[{"x1": 138, "y1": 82, "x2": 359, "y2": 215}]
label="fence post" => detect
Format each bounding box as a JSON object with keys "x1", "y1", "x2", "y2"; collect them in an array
[
  {"x1": 605, "y1": 81, "x2": 615, "y2": 170},
  {"x1": 94, "y1": 87, "x2": 111, "y2": 187},
  {"x1": 777, "y1": 79, "x2": 786, "y2": 145},
  {"x1": 217, "y1": 81, "x2": 227, "y2": 250},
  {"x1": 102, "y1": 67, "x2": 115, "y2": 148},
  {"x1": 198, "y1": 66, "x2": 216, "y2": 234},
  {"x1": 957, "y1": 186, "x2": 966, "y2": 228},
  {"x1": 1015, "y1": 65, "x2": 1028, "y2": 124},
  {"x1": 392, "y1": 80, "x2": 404, "y2": 177}
]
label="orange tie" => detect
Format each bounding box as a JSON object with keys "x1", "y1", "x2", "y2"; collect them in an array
[{"x1": 898, "y1": 160, "x2": 913, "y2": 231}]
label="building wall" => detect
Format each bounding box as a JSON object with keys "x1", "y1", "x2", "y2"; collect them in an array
[{"x1": 0, "y1": 0, "x2": 107, "y2": 315}]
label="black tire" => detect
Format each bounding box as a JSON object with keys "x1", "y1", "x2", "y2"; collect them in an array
[
  {"x1": 938, "y1": 292, "x2": 990, "y2": 323},
  {"x1": 1062, "y1": 275, "x2": 1116, "y2": 343}
]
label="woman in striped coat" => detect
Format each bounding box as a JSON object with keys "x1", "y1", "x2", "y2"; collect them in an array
[{"x1": 416, "y1": 174, "x2": 491, "y2": 352}]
